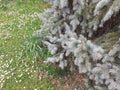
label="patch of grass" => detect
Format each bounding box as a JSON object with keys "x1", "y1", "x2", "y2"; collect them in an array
[
  {"x1": 94, "y1": 30, "x2": 120, "y2": 52},
  {"x1": 0, "y1": 0, "x2": 53, "y2": 90}
]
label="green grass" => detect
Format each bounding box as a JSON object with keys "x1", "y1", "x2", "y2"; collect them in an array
[{"x1": 0, "y1": 0, "x2": 54, "y2": 90}]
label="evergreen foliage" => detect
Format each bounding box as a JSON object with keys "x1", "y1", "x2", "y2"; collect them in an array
[{"x1": 35, "y1": 0, "x2": 120, "y2": 89}]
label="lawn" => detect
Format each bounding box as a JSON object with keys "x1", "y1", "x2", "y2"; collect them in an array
[{"x1": 0, "y1": 0, "x2": 54, "y2": 90}]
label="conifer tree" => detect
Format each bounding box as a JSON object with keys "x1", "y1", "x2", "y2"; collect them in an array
[{"x1": 35, "y1": 0, "x2": 120, "y2": 89}]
